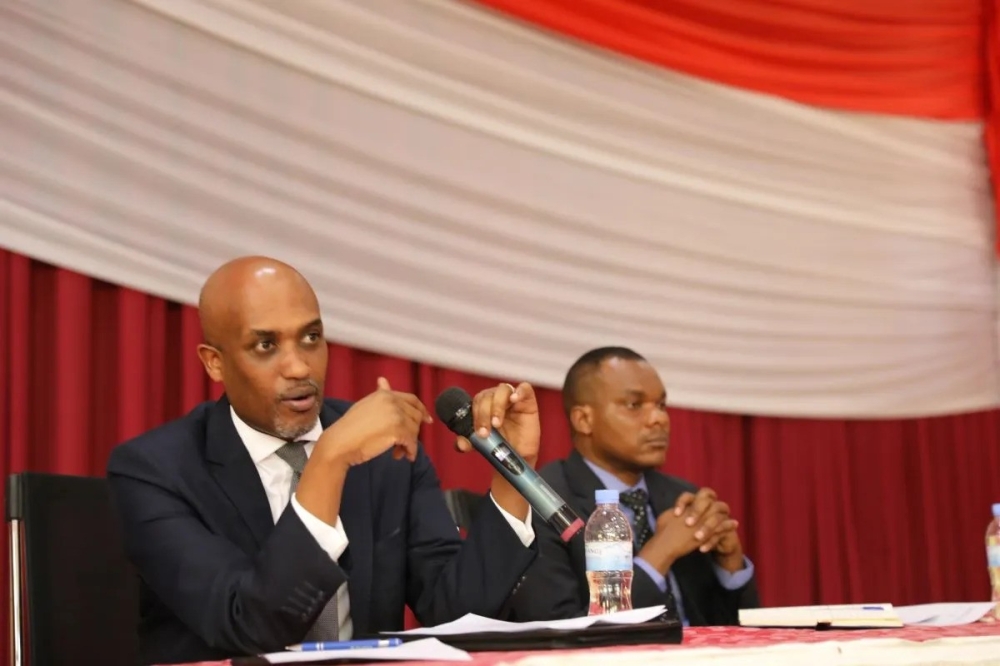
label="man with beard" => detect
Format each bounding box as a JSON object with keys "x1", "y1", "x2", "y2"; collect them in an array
[
  {"x1": 508, "y1": 347, "x2": 758, "y2": 625},
  {"x1": 107, "y1": 257, "x2": 541, "y2": 664}
]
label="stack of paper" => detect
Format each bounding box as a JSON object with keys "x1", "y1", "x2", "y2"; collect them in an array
[
  {"x1": 895, "y1": 602, "x2": 997, "y2": 626},
  {"x1": 739, "y1": 604, "x2": 903, "y2": 628}
]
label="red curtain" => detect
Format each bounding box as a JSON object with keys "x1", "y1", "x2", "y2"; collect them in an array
[
  {"x1": 471, "y1": 0, "x2": 1000, "y2": 255},
  {"x1": 3, "y1": 249, "x2": 1000, "y2": 661}
]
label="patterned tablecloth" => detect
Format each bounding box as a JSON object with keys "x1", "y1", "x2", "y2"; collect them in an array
[{"x1": 178, "y1": 620, "x2": 1000, "y2": 666}]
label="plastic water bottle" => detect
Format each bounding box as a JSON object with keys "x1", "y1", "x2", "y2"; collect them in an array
[
  {"x1": 987, "y1": 503, "x2": 1000, "y2": 614},
  {"x1": 584, "y1": 489, "x2": 634, "y2": 615}
]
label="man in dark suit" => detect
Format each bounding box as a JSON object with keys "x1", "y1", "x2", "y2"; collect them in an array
[
  {"x1": 107, "y1": 256, "x2": 541, "y2": 664},
  {"x1": 509, "y1": 347, "x2": 759, "y2": 625}
]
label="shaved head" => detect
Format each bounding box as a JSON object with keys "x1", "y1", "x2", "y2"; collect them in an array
[
  {"x1": 196, "y1": 256, "x2": 328, "y2": 440},
  {"x1": 198, "y1": 257, "x2": 313, "y2": 348}
]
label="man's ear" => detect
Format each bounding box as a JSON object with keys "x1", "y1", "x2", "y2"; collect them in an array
[
  {"x1": 569, "y1": 404, "x2": 593, "y2": 436},
  {"x1": 196, "y1": 344, "x2": 224, "y2": 383}
]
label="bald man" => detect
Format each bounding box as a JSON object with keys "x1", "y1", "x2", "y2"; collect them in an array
[{"x1": 107, "y1": 257, "x2": 540, "y2": 665}]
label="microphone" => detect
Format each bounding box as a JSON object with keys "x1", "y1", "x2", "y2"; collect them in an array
[{"x1": 434, "y1": 386, "x2": 585, "y2": 542}]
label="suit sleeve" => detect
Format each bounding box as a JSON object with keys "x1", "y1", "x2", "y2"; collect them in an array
[
  {"x1": 502, "y1": 511, "x2": 586, "y2": 620},
  {"x1": 704, "y1": 569, "x2": 760, "y2": 625},
  {"x1": 402, "y1": 447, "x2": 538, "y2": 625},
  {"x1": 107, "y1": 445, "x2": 344, "y2": 655}
]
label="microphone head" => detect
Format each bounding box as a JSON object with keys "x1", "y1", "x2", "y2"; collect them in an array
[{"x1": 434, "y1": 387, "x2": 475, "y2": 438}]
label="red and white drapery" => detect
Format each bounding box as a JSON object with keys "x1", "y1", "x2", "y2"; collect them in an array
[
  {"x1": 2, "y1": 1, "x2": 999, "y2": 660},
  {"x1": 2, "y1": 0, "x2": 997, "y2": 418}
]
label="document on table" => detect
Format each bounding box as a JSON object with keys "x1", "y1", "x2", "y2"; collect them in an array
[
  {"x1": 249, "y1": 638, "x2": 471, "y2": 663},
  {"x1": 388, "y1": 605, "x2": 667, "y2": 636},
  {"x1": 895, "y1": 602, "x2": 996, "y2": 626},
  {"x1": 739, "y1": 604, "x2": 903, "y2": 628}
]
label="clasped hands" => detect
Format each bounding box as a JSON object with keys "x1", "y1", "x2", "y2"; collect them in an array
[{"x1": 639, "y1": 487, "x2": 745, "y2": 574}]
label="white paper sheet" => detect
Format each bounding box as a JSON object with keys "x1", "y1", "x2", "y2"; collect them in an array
[
  {"x1": 389, "y1": 605, "x2": 667, "y2": 636},
  {"x1": 739, "y1": 604, "x2": 903, "y2": 628},
  {"x1": 259, "y1": 638, "x2": 471, "y2": 663},
  {"x1": 895, "y1": 602, "x2": 997, "y2": 626}
]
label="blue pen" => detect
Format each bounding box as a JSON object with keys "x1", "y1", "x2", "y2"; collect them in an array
[
  {"x1": 288, "y1": 638, "x2": 403, "y2": 652},
  {"x1": 861, "y1": 606, "x2": 885, "y2": 611}
]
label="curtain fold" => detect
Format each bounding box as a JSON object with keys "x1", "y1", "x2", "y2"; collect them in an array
[
  {"x1": 4, "y1": 250, "x2": 1000, "y2": 666},
  {"x1": 987, "y1": 0, "x2": 1000, "y2": 252}
]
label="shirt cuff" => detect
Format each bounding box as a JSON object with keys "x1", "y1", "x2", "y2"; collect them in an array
[
  {"x1": 291, "y1": 493, "x2": 349, "y2": 562},
  {"x1": 489, "y1": 494, "x2": 535, "y2": 547},
  {"x1": 712, "y1": 556, "x2": 755, "y2": 590},
  {"x1": 634, "y1": 557, "x2": 668, "y2": 593}
]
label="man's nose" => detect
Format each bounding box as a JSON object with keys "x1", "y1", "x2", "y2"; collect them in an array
[
  {"x1": 649, "y1": 404, "x2": 670, "y2": 427},
  {"x1": 281, "y1": 348, "x2": 310, "y2": 379}
]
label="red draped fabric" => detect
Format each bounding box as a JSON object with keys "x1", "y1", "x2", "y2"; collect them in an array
[
  {"x1": 987, "y1": 0, "x2": 1000, "y2": 252},
  {"x1": 471, "y1": 0, "x2": 1000, "y2": 252},
  {"x1": 3, "y1": 249, "x2": 1000, "y2": 658}
]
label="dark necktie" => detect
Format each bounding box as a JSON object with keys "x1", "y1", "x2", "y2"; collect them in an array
[
  {"x1": 617, "y1": 487, "x2": 679, "y2": 620},
  {"x1": 619, "y1": 488, "x2": 654, "y2": 550},
  {"x1": 275, "y1": 441, "x2": 341, "y2": 640}
]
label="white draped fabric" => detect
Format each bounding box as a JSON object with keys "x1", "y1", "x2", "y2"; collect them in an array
[{"x1": 0, "y1": 0, "x2": 996, "y2": 417}]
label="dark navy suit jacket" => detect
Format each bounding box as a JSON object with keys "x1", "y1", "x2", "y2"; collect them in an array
[
  {"x1": 508, "y1": 451, "x2": 758, "y2": 625},
  {"x1": 107, "y1": 397, "x2": 537, "y2": 664}
]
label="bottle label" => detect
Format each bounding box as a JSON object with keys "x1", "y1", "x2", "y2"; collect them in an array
[
  {"x1": 585, "y1": 541, "x2": 633, "y2": 572},
  {"x1": 988, "y1": 544, "x2": 1000, "y2": 568}
]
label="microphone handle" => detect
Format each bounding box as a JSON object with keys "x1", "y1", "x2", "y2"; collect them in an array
[{"x1": 469, "y1": 429, "x2": 584, "y2": 542}]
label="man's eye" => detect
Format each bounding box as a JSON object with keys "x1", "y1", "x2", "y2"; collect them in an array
[{"x1": 256, "y1": 340, "x2": 274, "y2": 352}]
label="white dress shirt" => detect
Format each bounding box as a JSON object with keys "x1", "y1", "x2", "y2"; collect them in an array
[{"x1": 230, "y1": 407, "x2": 535, "y2": 639}]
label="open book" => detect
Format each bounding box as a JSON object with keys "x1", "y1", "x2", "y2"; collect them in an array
[{"x1": 739, "y1": 604, "x2": 903, "y2": 629}]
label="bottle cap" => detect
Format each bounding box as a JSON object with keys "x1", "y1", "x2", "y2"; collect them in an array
[
  {"x1": 595, "y1": 489, "x2": 620, "y2": 504},
  {"x1": 992, "y1": 503, "x2": 1000, "y2": 518}
]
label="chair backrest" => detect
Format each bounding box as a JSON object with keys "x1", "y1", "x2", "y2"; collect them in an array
[
  {"x1": 442, "y1": 488, "x2": 486, "y2": 532},
  {"x1": 6, "y1": 472, "x2": 139, "y2": 666}
]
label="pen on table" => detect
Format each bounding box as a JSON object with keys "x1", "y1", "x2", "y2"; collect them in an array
[{"x1": 287, "y1": 638, "x2": 403, "y2": 652}]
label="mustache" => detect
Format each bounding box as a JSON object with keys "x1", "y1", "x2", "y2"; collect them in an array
[{"x1": 277, "y1": 380, "x2": 321, "y2": 401}]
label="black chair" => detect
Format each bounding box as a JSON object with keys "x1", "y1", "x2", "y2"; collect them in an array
[
  {"x1": 442, "y1": 488, "x2": 487, "y2": 532},
  {"x1": 6, "y1": 472, "x2": 139, "y2": 666}
]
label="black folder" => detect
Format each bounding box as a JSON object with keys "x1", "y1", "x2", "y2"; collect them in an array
[{"x1": 385, "y1": 611, "x2": 683, "y2": 651}]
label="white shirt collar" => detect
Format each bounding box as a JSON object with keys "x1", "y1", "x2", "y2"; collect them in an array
[{"x1": 230, "y1": 406, "x2": 323, "y2": 464}]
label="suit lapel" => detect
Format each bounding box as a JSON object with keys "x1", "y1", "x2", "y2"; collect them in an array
[
  {"x1": 563, "y1": 450, "x2": 603, "y2": 516},
  {"x1": 204, "y1": 397, "x2": 274, "y2": 546},
  {"x1": 317, "y1": 404, "x2": 375, "y2": 636},
  {"x1": 561, "y1": 451, "x2": 603, "y2": 567},
  {"x1": 643, "y1": 471, "x2": 682, "y2": 518}
]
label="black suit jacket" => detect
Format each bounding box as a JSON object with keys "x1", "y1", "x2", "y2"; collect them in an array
[
  {"x1": 107, "y1": 397, "x2": 537, "y2": 664},
  {"x1": 508, "y1": 451, "x2": 758, "y2": 625}
]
